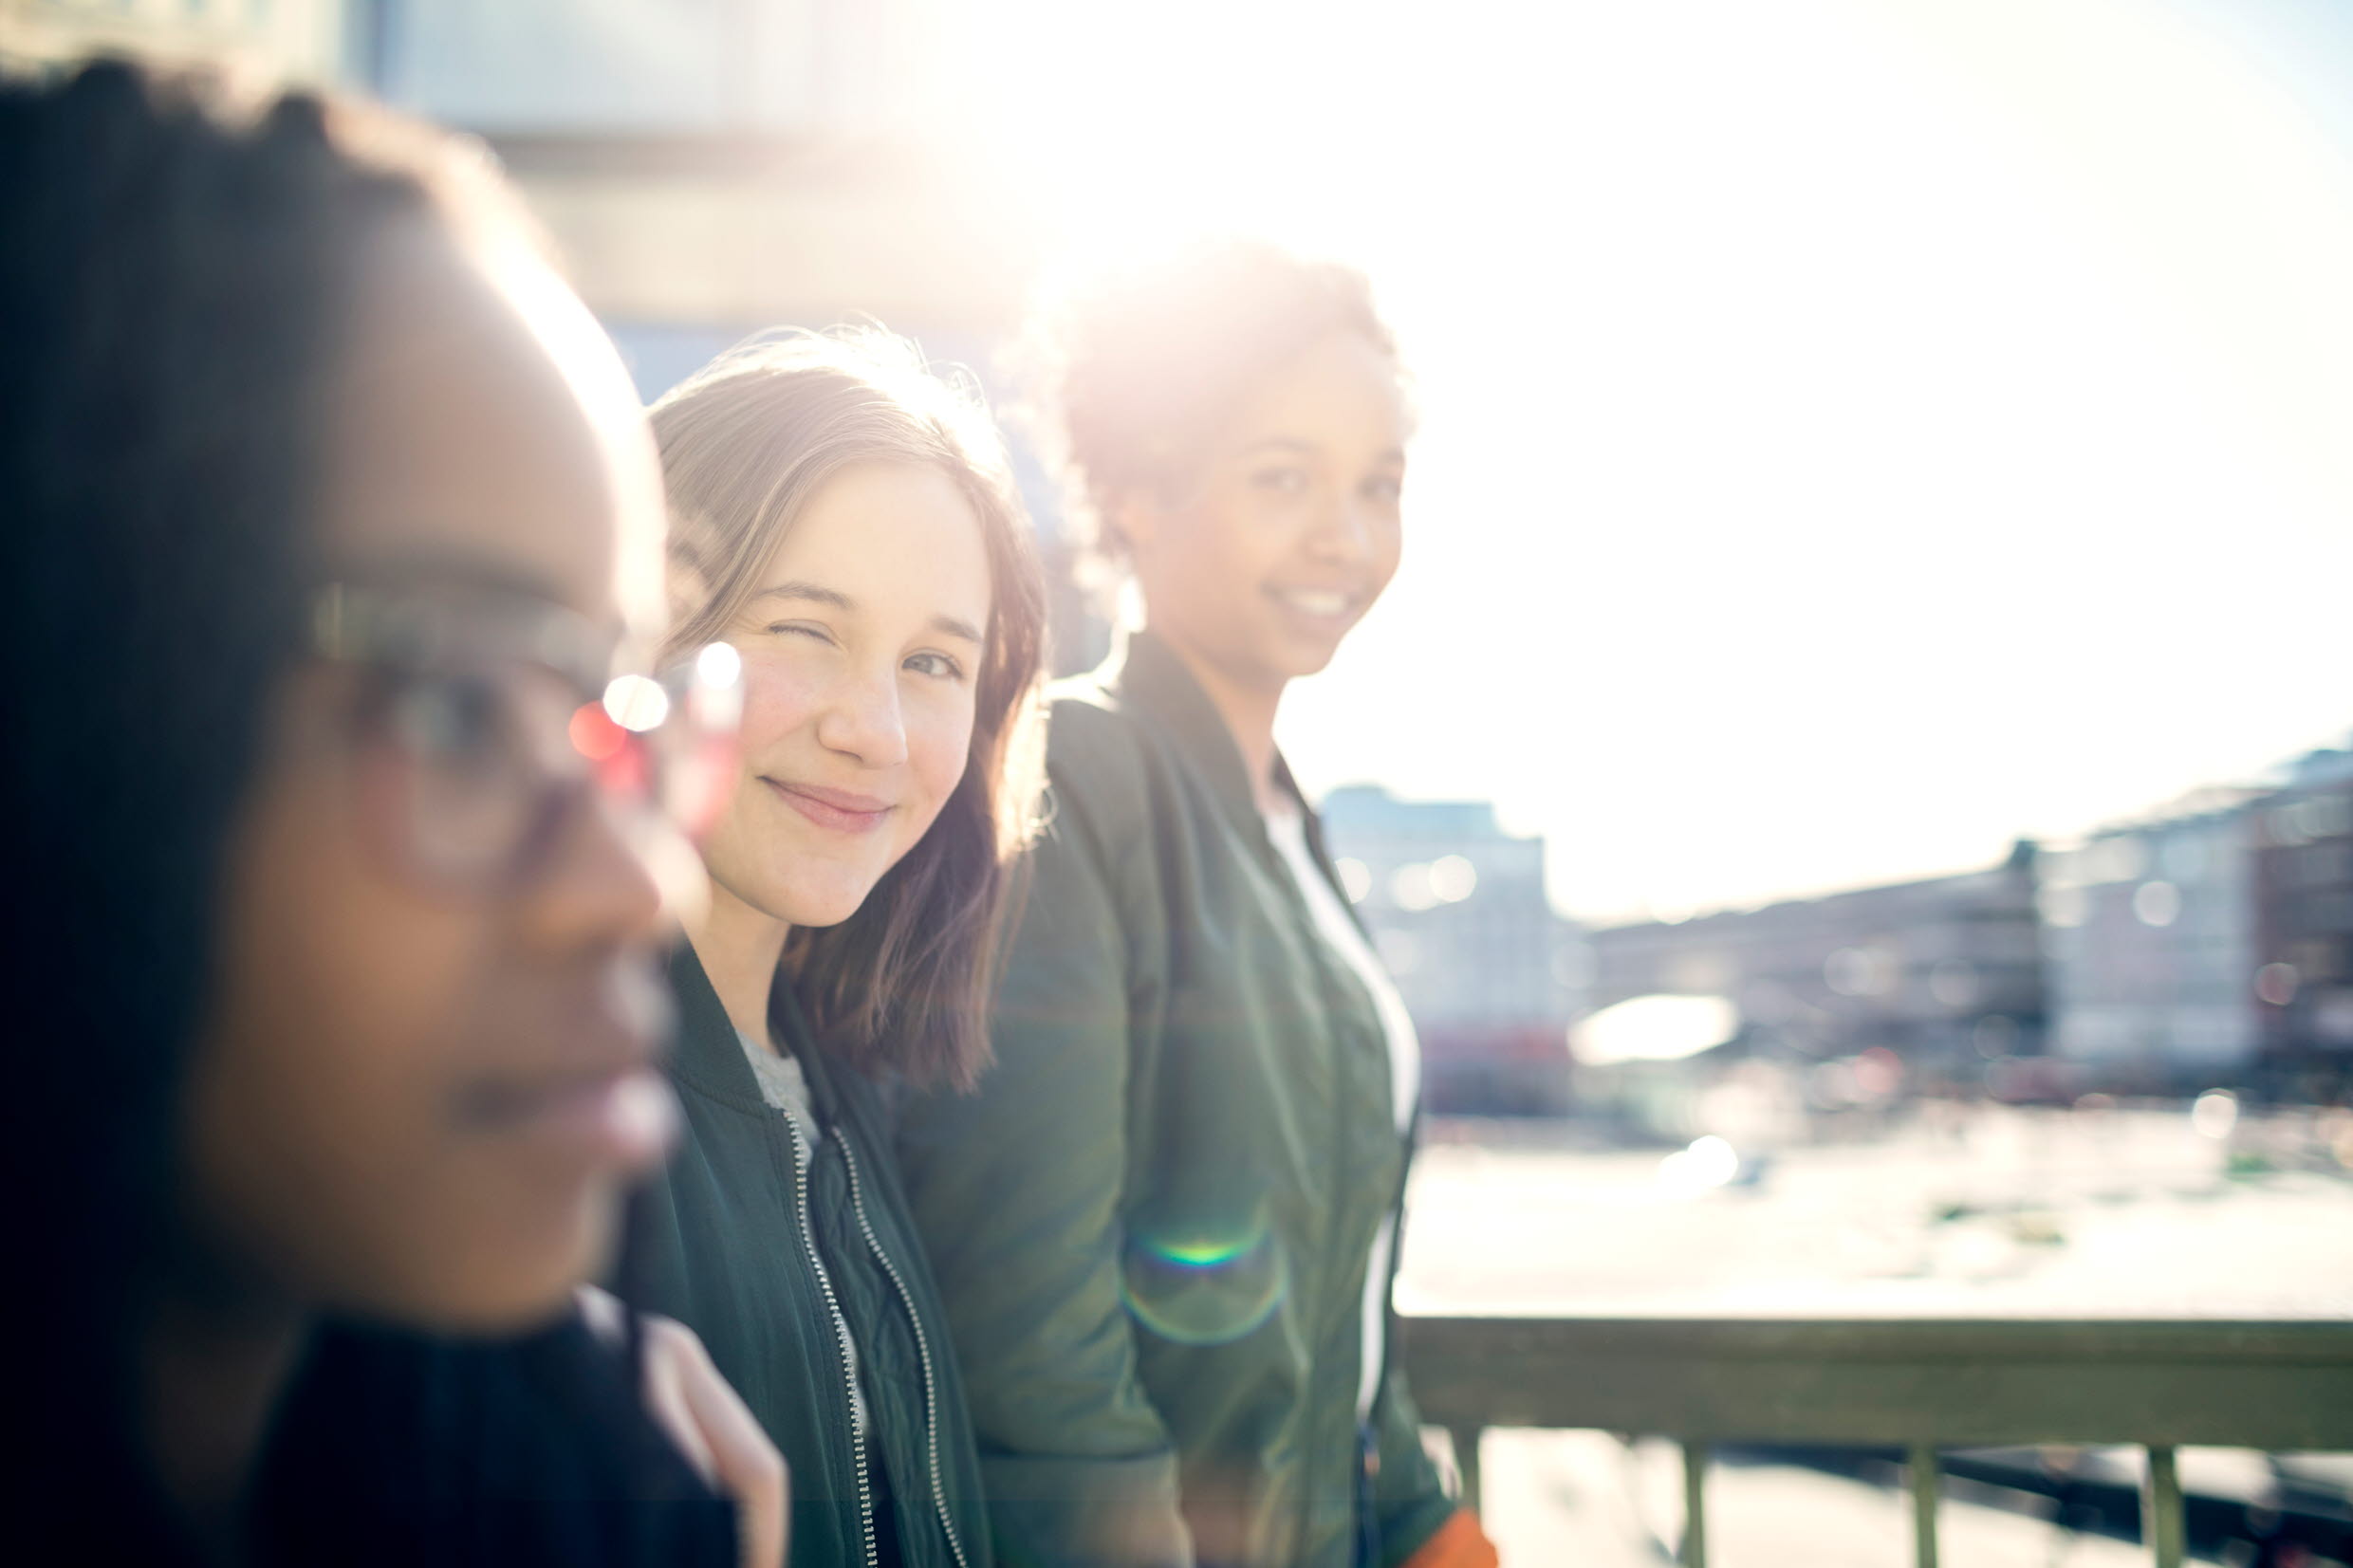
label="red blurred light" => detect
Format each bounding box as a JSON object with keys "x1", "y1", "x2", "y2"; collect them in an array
[{"x1": 569, "y1": 702, "x2": 626, "y2": 762}]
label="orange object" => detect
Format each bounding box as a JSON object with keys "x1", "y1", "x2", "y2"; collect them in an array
[{"x1": 1399, "y1": 1507, "x2": 1501, "y2": 1568}]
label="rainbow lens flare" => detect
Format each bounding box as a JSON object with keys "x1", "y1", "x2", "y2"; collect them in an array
[{"x1": 1121, "y1": 1215, "x2": 1288, "y2": 1347}]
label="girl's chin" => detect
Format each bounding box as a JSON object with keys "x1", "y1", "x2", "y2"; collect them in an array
[
  {"x1": 1265, "y1": 638, "x2": 1343, "y2": 682},
  {"x1": 707, "y1": 849, "x2": 892, "y2": 932},
  {"x1": 769, "y1": 876, "x2": 887, "y2": 932}
]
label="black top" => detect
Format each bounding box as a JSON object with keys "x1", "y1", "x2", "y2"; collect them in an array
[
  {"x1": 253, "y1": 1314, "x2": 737, "y2": 1568},
  {"x1": 32, "y1": 1311, "x2": 736, "y2": 1567}
]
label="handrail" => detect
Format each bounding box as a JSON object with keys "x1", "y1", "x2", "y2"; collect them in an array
[{"x1": 1399, "y1": 1312, "x2": 2353, "y2": 1568}]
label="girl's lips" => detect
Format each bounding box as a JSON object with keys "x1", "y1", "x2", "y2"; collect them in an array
[
  {"x1": 764, "y1": 777, "x2": 894, "y2": 835},
  {"x1": 465, "y1": 1066, "x2": 678, "y2": 1171},
  {"x1": 1266, "y1": 584, "x2": 1362, "y2": 632}
]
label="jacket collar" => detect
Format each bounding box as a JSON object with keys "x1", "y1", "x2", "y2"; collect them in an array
[
  {"x1": 1100, "y1": 630, "x2": 1372, "y2": 938},
  {"x1": 1102, "y1": 627, "x2": 1304, "y2": 827},
  {"x1": 664, "y1": 941, "x2": 845, "y2": 1122}
]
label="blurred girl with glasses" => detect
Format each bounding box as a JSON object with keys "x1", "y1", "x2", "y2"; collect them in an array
[
  {"x1": 894, "y1": 240, "x2": 1500, "y2": 1568},
  {"x1": 0, "y1": 63, "x2": 780, "y2": 1567},
  {"x1": 613, "y1": 329, "x2": 1047, "y2": 1568}
]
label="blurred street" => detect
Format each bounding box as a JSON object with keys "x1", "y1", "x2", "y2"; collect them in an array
[
  {"x1": 1401, "y1": 1106, "x2": 2353, "y2": 1319},
  {"x1": 1473, "y1": 1433, "x2": 2249, "y2": 1568},
  {"x1": 1399, "y1": 1106, "x2": 2353, "y2": 1564}
]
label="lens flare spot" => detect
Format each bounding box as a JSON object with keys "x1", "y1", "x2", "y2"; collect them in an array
[
  {"x1": 2132, "y1": 878, "x2": 2181, "y2": 928},
  {"x1": 569, "y1": 701, "x2": 626, "y2": 762},
  {"x1": 2254, "y1": 962, "x2": 2299, "y2": 1006},
  {"x1": 1152, "y1": 1235, "x2": 1251, "y2": 1268},
  {"x1": 695, "y1": 639, "x2": 743, "y2": 689},
  {"x1": 1122, "y1": 1220, "x2": 1288, "y2": 1346},
  {"x1": 603, "y1": 672, "x2": 672, "y2": 733},
  {"x1": 1429, "y1": 855, "x2": 1478, "y2": 902},
  {"x1": 1658, "y1": 1134, "x2": 1740, "y2": 1194},
  {"x1": 690, "y1": 641, "x2": 747, "y2": 730},
  {"x1": 2191, "y1": 1089, "x2": 2239, "y2": 1140}
]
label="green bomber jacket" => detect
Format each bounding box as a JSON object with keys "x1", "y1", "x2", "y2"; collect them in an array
[
  {"x1": 894, "y1": 629, "x2": 1455, "y2": 1568},
  {"x1": 617, "y1": 947, "x2": 992, "y2": 1568}
]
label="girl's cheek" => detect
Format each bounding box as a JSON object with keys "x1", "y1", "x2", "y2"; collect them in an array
[
  {"x1": 911, "y1": 702, "x2": 976, "y2": 807},
  {"x1": 735, "y1": 655, "x2": 824, "y2": 751}
]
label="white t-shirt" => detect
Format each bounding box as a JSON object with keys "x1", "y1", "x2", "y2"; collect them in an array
[{"x1": 1262, "y1": 804, "x2": 1420, "y2": 1421}]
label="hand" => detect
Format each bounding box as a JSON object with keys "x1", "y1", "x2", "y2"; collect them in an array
[{"x1": 579, "y1": 1285, "x2": 787, "y2": 1568}]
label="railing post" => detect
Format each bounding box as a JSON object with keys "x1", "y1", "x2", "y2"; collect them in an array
[
  {"x1": 2142, "y1": 1446, "x2": 2184, "y2": 1568},
  {"x1": 1678, "y1": 1440, "x2": 1709, "y2": 1568},
  {"x1": 1446, "y1": 1425, "x2": 1483, "y2": 1515},
  {"x1": 1907, "y1": 1444, "x2": 1940, "y2": 1568}
]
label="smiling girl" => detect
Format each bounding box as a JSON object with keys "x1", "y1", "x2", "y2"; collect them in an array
[
  {"x1": 616, "y1": 330, "x2": 1047, "y2": 1568},
  {"x1": 895, "y1": 240, "x2": 1499, "y2": 1568}
]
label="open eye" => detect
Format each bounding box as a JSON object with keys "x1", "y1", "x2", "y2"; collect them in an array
[
  {"x1": 387, "y1": 673, "x2": 513, "y2": 776},
  {"x1": 904, "y1": 650, "x2": 968, "y2": 682},
  {"x1": 1362, "y1": 473, "x2": 1405, "y2": 505}
]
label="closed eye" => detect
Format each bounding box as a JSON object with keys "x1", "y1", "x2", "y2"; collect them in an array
[
  {"x1": 1250, "y1": 465, "x2": 1313, "y2": 496},
  {"x1": 765, "y1": 621, "x2": 836, "y2": 646},
  {"x1": 1362, "y1": 473, "x2": 1404, "y2": 504}
]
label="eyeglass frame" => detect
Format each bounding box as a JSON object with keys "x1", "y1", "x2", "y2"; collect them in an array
[{"x1": 306, "y1": 580, "x2": 742, "y2": 890}]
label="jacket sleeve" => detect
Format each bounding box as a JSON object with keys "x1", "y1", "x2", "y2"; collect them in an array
[
  {"x1": 894, "y1": 755, "x2": 1193, "y2": 1568},
  {"x1": 1369, "y1": 1356, "x2": 1460, "y2": 1565}
]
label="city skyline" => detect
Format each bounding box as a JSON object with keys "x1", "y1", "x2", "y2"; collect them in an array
[{"x1": 1302, "y1": 725, "x2": 2353, "y2": 929}]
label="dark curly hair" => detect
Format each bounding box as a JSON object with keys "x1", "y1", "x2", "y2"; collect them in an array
[
  {"x1": 1013, "y1": 236, "x2": 1399, "y2": 581},
  {"x1": 0, "y1": 59, "x2": 525, "y2": 1552}
]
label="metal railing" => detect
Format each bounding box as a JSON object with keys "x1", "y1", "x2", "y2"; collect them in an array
[{"x1": 1400, "y1": 1313, "x2": 2353, "y2": 1567}]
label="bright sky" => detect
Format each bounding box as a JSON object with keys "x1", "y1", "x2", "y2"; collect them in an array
[{"x1": 943, "y1": 0, "x2": 2353, "y2": 923}]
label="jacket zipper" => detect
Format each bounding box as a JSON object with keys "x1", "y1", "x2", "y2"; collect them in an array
[
  {"x1": 783, "y1": 1116, "x2": 880, "y2": 1568},
  {"x1": 839, "y1": 1137, "x2": 973, "y2": 1568}
]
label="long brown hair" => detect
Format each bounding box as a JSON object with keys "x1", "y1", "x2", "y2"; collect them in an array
[{"x1": 652, "y1": 328, "x2": 1047, "y2": 1090}]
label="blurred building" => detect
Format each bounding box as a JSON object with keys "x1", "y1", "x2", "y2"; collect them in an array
[
  {"x1": 1317, "y1": 785, "x2": 1583, "y2": 1116},
  {"x1": 361, "y1": 0, "x2": 1097, "y2": 664},
  {"x1": 1584, "y1": 842, "x2": 2047, "y2": 1093},
  {"x1": 360, "y1": 1, "x2": 1024, "y2": 384},
  {"x1": 0, "y1": 0, "x2": 347, "y2": 79},
  {"x1": 2253, "y1": 741, "x2": 2353, "y2": 1089},
  {"x1": 2039, "y1": 788, "x2": 2264, "y2": 1087},
  {"x1": 2034, "y1": 741, "x2": 2353, "y2": 1097}
]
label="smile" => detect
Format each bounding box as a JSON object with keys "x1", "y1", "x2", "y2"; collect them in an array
[
  {"x1": 764, "y1": 777, "x2": 895, "y2": 835},
  {"x1": 1270, "y1": 587, "x2": 1357, "y2": 621}
]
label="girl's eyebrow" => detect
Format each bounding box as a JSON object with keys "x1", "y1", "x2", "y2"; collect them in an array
[
  {"x1": 1233, "y1": 436, "x2": 1407, "y2": 465},
  {"x1": 750, "y1": 581, "x2": 854, "y2": 611}
]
